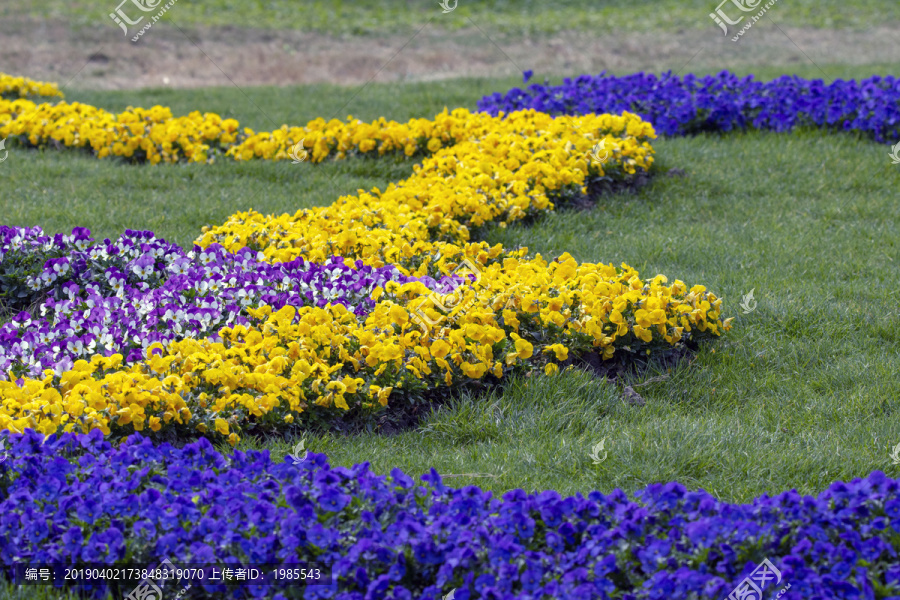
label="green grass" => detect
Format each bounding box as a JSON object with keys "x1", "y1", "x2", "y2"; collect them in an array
[
  {"x1": 2, "y1": 66, "x2": 900, "y2": 599},
  {"x1": 2, "y1": 69, "x2": 899, "y2": 501},
  {"x1": 246, "y1": 126, "x2": 900, "y2": 504},
  {"x1": 6, "y1": 62, "x2": 900, "y2": 250},
  {"x1": 10, "y1": 0, "x2": 900, "y2": 35}
]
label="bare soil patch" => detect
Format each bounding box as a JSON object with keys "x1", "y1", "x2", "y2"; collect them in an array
[{"x1": 2, "y1": 17, "x2": 898, "y2": 91}]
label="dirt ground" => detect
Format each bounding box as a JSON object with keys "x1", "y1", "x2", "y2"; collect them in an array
[{"x1": 2, "y1": 17, "x2": 899, "y2": 90}]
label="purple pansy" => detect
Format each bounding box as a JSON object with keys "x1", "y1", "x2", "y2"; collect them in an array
[{"x1": 0, "y1": 226, "x2": 463, "y2": 380}]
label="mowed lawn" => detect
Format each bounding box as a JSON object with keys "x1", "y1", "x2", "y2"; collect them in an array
[{"x1": 2, "y1": 63, "x2": 900, "y2": 598}]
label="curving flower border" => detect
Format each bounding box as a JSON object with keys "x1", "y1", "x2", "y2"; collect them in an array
[
  {"x1": 1, "y1": 430, "x2": 898, "y2": 600},
  {"x1": 1, "y1": 74, "x2": 730, "y2": 444}
]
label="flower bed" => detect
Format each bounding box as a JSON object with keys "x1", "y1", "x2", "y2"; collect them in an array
[
  {"x1": 0, "y1": 226, "x2": 426, "y2": 380},
  {"x1": 2, "y1": 430, "x2": 899, "y2": 600},
  {"x1": 477, "y1": 70, "x2": 900, "y2": 142},
  {"x1": 0, "y1": 247, "x2": 727, "y2": 443},
  {"x1": 0, "y1": 70, "x2": 895, "y2": 600},
  {"x1": 0, "y1": 91, "x2": 730, "y2": 444}
]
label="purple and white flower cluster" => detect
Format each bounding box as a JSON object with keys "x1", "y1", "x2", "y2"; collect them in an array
[
  {"x1": 1, "y1": 429, "x2": 899, "y2": 600},
  {"x1": 0, "y1": 226, "x2": 182, "y2": 313},
  {"x1": 478, "y1": 70, "x2": 900, "y2": 142},
  {"x1": 0, "y1": 226, "x2": 430, "y2": 380}
]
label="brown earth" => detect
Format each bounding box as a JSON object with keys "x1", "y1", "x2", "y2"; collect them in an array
[{"x1": 1, "y1": 17, "x2": 899, "y2": 91}]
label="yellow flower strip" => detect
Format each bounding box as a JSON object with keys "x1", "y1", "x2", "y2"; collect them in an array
[
  {"x1": 0, "y1": 96, "x2": 240, "y2": 164},
  {"x1": 0, "y1": 262, "x2": 728, "y2": 445},
  {"x1": 200, "y1": 109, "x2": 654, "y2": 268},
  {"x1": 0, "y1": 73, "x2": 64, "y2": 99},
  {"x1": 226, "y1": 108, "x2": 529, "y2": 163},
  {"x1": 0, "y1": 73, "x2": 648, "y2": 172}
]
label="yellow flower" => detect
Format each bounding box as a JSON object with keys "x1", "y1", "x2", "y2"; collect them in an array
[
  {"x1": 633, "y1": 324, "x2": 654, "y2": 343},
  {"x1": 513, "y1": 336, "x2": 534, "y2": 359},
  {"x1": 543, "y1": 344, "x2": 569, "y2": 361},
  {"x1": 460, "y1": 362, "x2": 487, "y2": 378},
  {"x1": 431, "y1": 339, "x2": 451, "y2": 359},
  {"x1": 634, "y1": 309, "x2": 652, "y2": 329},
  {"x1": 215, "y1": 418, "x2": 230, "y2": 436},
  {"x1": 389, "y1": 304, "x2": 408, "y2": 327},
  {"x1": 377, "y1": 386, "x2": 393, "y2": 407}
]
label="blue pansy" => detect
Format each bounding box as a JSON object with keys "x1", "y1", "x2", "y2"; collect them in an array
[
  {"x1": 477, "y1": 71, "x2": 900, "y2": 143},
  {"x1": 2, "y1": 430, "x2": 899, "y2": 598},
  {"x1": 317, "y1": 487, "x2": 351, "y2": 513}
]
